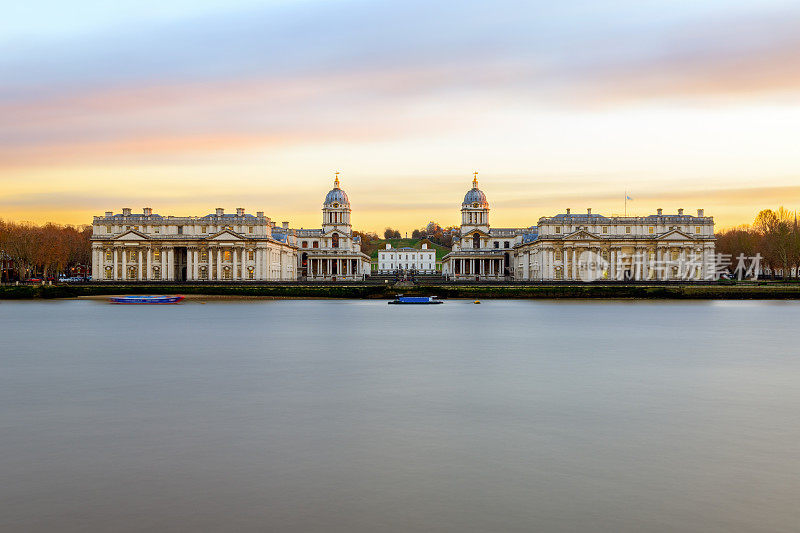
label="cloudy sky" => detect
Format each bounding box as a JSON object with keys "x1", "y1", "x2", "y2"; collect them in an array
[{"x1": 2, "y1": 0, "x2": 799, "y2": 231}]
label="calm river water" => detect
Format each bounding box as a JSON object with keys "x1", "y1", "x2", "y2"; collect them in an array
[{"x1": 1, "y1": 298, "x2": 799, "y2": 532}]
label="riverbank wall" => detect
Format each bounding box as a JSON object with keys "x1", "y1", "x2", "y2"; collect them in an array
[{"x1": 2, "y1": 282, "x2": 800, "y2": 300}]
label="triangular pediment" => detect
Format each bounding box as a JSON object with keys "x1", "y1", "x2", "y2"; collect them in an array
[
  {"x1": 563, "y1": 230, "x2": 599, "y2": 241},
  {"x1": 321, "y1": 228, "x2": 350, "y2": 238},
  {"x1": 466, "y1": 229, "x2": 491, "y2": 238},
  {"x1": 207, "y1": 229, "x2": 244, "y2": 241},
  {"x1": 115, "y1": 229, "x2": 149, "y2": 241},
  {"x1": 657, "y1": 229, "x2": 693, "y2": 241}
]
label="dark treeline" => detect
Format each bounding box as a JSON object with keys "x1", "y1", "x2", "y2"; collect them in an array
[
  {"x1": 716, "y1": 207, "x2": 800, "y2": 278},
  {"x1": 0, "y1": 220, "x2": 91, "y2": 281}
]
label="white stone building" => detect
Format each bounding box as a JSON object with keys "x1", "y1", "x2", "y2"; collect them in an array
[
  {"x1": 515, "y1": 208, "x2": 716, "y2": 281},
  {"x1": 273, "y1": 174, "x2": 371, "y2": 281},
  {"x1": 443, "y1": 174, "x2": 716, "y2": 281},
  {"x1": 377, "y1": 242, "x2": 436, "y2": 273},
  {"x1": 441, "y1": 173, "x2": 530, "y2": 280},
  {"x1": 90, "y1": 207, "x2": 296, "y2": 281}
]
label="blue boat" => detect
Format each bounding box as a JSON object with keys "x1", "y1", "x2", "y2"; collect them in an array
[
  {"x1": 109, "y1": 295, "x2": 185, "y2": 304},
  {"x1": 389, "y1": 295, "x2": 443, "y2": 305}
]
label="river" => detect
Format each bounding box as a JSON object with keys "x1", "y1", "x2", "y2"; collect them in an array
[{"x1": 1, "y1": 298, "x2": 799, "y2": 532}]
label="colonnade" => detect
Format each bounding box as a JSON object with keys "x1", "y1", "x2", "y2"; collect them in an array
[
  {"x1": 92, "y1": 244, "x2": 293, "y2": 281},
  {"x1": 307, "y1": 257, "x2": 362, "y2": 280},
  {"x1": 517, "y1": 243, "x2": 715, "y2": 281},
  {"x1": 450, "y1": 256, "x2": 506, "y2": 279}
]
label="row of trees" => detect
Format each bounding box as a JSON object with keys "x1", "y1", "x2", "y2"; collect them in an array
[
  {"x1": 0, "y1": 220, "x2": 91, "y2": 282},
  {"x1": 716, "y1": 207, "x2": 800, "y2": 278}
]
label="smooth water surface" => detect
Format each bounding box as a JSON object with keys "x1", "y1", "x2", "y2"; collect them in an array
[{"x1": 1, "y1": 298, "x2": 799, "y2": 532}]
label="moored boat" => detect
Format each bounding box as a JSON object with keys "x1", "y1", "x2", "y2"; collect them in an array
[
  {"x1": 109, "y1": 295, "x2": 185, "y2": 304},
  {"x1": 388, "y1": 295, "x2": 443, "y2": 305}
]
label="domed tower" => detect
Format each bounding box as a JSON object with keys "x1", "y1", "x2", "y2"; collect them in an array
[
  {"x1": 461, "y1": 171, "x2": 489, "y2": 233},
  {"x1": 322, "y1": 172, "x2": 352, "y2": 236}
]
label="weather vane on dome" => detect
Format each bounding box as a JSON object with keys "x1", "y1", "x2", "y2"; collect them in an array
[
  {"x1": 334, "y1": 170, "x2": 340, "y2": 188},
  {"x1": 472, "y1": 170, "x2": 479, "y2": 188}
]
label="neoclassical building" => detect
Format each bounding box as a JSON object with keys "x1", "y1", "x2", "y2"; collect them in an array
[
  {"x1": 441, "y1": 173, "x2": 532, "y2": 280},
  {"x1": 442, "y1": 174, "x2": 716, "y2": 281},
  {"x1": 91, "y1": 208, "x2": 297, "y2": 281},
  {"x1": 273, "y1": 174, "x2": 371, "y2": 281},
  {"x1": 515, "y1": 208, "x2": 716, "y2": 281},
  {"x1": 377, "y1": 241, "x2": 437, "y2": 273}
]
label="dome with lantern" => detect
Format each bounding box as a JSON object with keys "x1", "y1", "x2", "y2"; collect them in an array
[
  {"x1": 324, "y1": 173, "x2": 350, "y2": 207},
  {"x1": 462, "y1": 173, "x2": 488, "y2": 207}
]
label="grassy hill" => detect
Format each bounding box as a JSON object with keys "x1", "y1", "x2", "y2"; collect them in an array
[{"x1": 364, "y1": 238, "x2": 451, "y2": 261}]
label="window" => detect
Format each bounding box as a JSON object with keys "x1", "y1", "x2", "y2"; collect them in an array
[
  {"x1": 625, "y1": 227, "x2": 631, "y2": 234},
  {"x1": 555, "y1": 250, "x2": 563, "y2": 260},
  {"x1": 602, "y1": 226, "x2": 608, "y2": 234},
  {"x1": 248, "y1": 267, "x2": 254, "y2": 280},
  {"x1": 126, "y1": 225, "x2": 131, "y2": 230},
  {"x1": 154, "y1": 227, "x2": 160, "y2": 234},
  {"x1": 313, "y1": 241, "x2": 319, "y2": 248},
  {"x1": 177, "y1": 226, "x2": 183, "y2": 235},
  {"x1": 248, "y1": 226, "x2": 253, "y2": 234},
  {"x1": 695, "y1": 226, "x2": 701, "y2": 234},
  {"x1": 648, "y1": 227, "x2": 654, "y2": 234},
  {"x1": 105, "y1": 250, "x2": 112, "y2": 261},
  {"x1": 128, "y1": 250, "x2": 137, "y2": 261},
  {"x1": 133, "y1": 226, "x2": 139, "y2": 231},
  {"x1": 152, "y1": 266, "x2": 160, "y2": 280},
  {"x1": 248, "y1": 250, "x2": 254, "y2": 260},
  {"x1": 302, "y1": 241, "x2": 308, "y2": 248},
  {"x1": 555, "y1": 227, "x2": 561, "y2": 234},
  {"x1": 504, "y1": 241, "x2": 510, "y2": 249},
  {"x1": 202, "y1": 225, "x2": 207, "y2": 232},
  {"x1": 153, "y1": 249, "x2": 161, "y2": 261},
  {"x1": 494, "y1": 241, "x2": 499, "y2": 248},
  {"x1": 200, "y1": 250, "x2": 208, "y2": 261},
  {"x1": 223, "y1": 250, "x2": 232, "y2": 262},
  {"x1": 106, "y1": 226, "x2": 112, "y2": 233},
  {"x1": 104, "y1": 267, "x2": 113, "y2": 279},
  {"x1": 473, "y1": 233, "x2": 480, "y2": 249},
  {"x1": 332, "y1": 233, "x2": 339, "y2": 248}
]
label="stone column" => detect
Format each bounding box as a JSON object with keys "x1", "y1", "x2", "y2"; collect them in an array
[
  {"x1": 137, "y1": 249, "x2": 143, "y2": 281},
  {"x1": 121, "y1": 248, "x2": 127, "y2": 281},
  {"x1": 216, "y1": 248, "x2": 222, "y2": 280},
  {"x1": 208, "y1": 247, "x2": 214, "y2": 281},
  {"x1": 193, "y1": 249, "x2": 199, "y2": 280},
  {"x1": 232, "y1": 247, "x2": 238, "y2": 281},
  {"x1": 167, "y1": 248, "x2": 175, "y2": 281}
]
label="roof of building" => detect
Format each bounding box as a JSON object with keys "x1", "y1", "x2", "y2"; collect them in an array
[
  {"x1": 324, "y1": 174, "x2": 350, "y2": 207},
  {"x1": 462, "y1": 174, "x2": 488, "y2": 207}
]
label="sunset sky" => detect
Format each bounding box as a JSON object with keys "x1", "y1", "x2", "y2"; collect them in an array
[{"x1": 2, "y1": 0, "x2": 799, "y2": 232}]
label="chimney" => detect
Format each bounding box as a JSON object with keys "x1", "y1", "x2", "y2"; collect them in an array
[
  {"x1": 105, "y1": 211, "x2": 113, "y2": 217},
  {"x1": 215, "y1": 208, "x2": 224, "y2": 216},
  {"x1": 282, "y1": 221, "x2": 289, "y2": 229},
  {"x1": 566, "y1": 208, "x2": 571, "y2": 214},
  {"x1": 678, "y1": 208, "x2": 684, "y2": 215},
  {"x1": 143, "y1": 207, "x2": 152, "y2": 216},
  {"x1": 122, "y1": 208, "x2": 131, "y2": 216},
  {"x1": 697, "y1": 209, "x2": 704, "y2": 217},
  {"x1": 657, "y1": 208, "x2": 663, "y2": 216},
  {"x1": 587, "y1": 208, "x2": 592, "y2": 215},
  {"x1": 236, "y1": 207, "x2": 245, "y2": 216},
  {"x1": 256, "y1": 211, "x2": 264, "y2": 218}
]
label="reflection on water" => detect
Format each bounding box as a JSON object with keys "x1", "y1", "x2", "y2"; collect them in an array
[{"x1": 1, "y1": 299, "x2": 799, "y2": 532}]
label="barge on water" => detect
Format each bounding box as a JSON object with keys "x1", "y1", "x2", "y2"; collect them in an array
[
  {"x1": 388, "y1": 295, "x2": 443, "y2": 305},
  {"x1": 109, "y1": 295, "x2": 185, "y2": 304}
]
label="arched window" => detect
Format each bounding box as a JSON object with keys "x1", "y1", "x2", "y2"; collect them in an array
[
  {"x1": 332, "y1": 233, "x2": 340, "y2": 248},
  {"x1": 473, "y1": 233, "x2": 480, "y2": 249}
]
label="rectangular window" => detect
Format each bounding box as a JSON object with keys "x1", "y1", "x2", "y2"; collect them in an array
[
  {"x1": 504, "y1": 241, "x2": 510, "y2": 248},
  {"x1": 602, "y1": 226, "x2": 608, "y2": 234},
  {"x1": 313, "y1": 242, "x2": 319, "y2": 248},
  {"x1": 695, "y1": 226, "x2": 701, "y2": 233},
  {"x1": 223, "y1": 250, "x2": 232, "y2": 261},
  {"x1": 626, "y1": 227, "x2": 631, "y2": 234},
  {"x1": 248, "y1": 226, "x2": 253, "y2": 234},
  {"x1": 302, "y1": 241, "x2": 308, "y2": 248},
  {"x1": 153, "y1": 250, "x2": 161, "y2": 261},
  {"x1": 177, "y1": 226, "x2": 183, "y2": 235},
  {"x1": 201, "y1": 226, "x2": 207, "y2": 232},
  {"x1": 154, "y1": 227, "x2": 160, "y2": 234},
  {"x1": 200, "y1": 250, "x2": 208, "y2": 261},
  {"x1": 248, "y1": 250, "x2": 254, "y2": 260},
  {"x1": 648, "y1": 227, "x2": 654, "y2": 234},
  {"x1": 555, "y1": 251, "x2": 562, "y2": 260},
  {"x1": 106, "y1": 226, "x2": 112, "y2": 233},
  {"x1": 555, "y1": 227, "x2": 561, "y2": 234},
  {"x1": 128, "y1": 250, "x2": 137, "y2": 261},
  {"x1": 494, "y1": 242, "x2": 499, "y2": 248},
  {"x1": 133, "y1": 226, "x2": 139, "y2": 231},
  {"x1": 105, "y1": 250, "x2": 112, "y2": 261}
]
